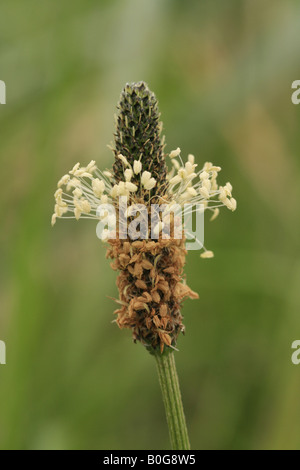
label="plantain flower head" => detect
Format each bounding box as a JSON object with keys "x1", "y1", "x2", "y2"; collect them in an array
[{"x1": 51, "y1": 82, "x2": 236, "y2": 353}]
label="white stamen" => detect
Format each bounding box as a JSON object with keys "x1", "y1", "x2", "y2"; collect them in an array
[
  {"x1": 200, "y1": 250, "x2": 214, "y2": 259},
  {"x1": 169, "y1": 148, "x2": 181, "y2": 158},
  {"x1": 124, "y1": 168, "x2": 133, "y2": 182},
  {"x1": 133, "y1": 160, "x2": 142, "y2": 174}
]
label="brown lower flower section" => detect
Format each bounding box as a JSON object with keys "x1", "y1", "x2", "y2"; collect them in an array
[{"x1": 106, "y1": 237, "x2": 199, "y2": 353}]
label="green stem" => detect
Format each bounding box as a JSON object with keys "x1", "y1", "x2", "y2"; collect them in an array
[{"x1": 154, "y1": 351, "x2": 190, "y2": 450}]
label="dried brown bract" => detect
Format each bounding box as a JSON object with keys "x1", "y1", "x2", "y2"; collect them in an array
[{"x1": 107, "y1": 233, "x2": 198, "y2": 353}]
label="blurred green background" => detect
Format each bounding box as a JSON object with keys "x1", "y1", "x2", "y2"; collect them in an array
[{"x1": 1, "y1": 0, "x2": 300, "y2": 450}]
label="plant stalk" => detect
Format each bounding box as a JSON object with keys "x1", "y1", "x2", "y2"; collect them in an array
[{"x1": 154, "y1": 351, "x2": 190, "y2": 450}]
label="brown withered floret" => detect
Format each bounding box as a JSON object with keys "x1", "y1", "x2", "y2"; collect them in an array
[{"x1": 106, "y1": 234, "x2": 198, "y2": 353}]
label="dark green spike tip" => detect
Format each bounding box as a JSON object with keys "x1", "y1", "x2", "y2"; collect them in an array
[{"x1": 112, "y1": 82, "x2": 167, "y2": 194}]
